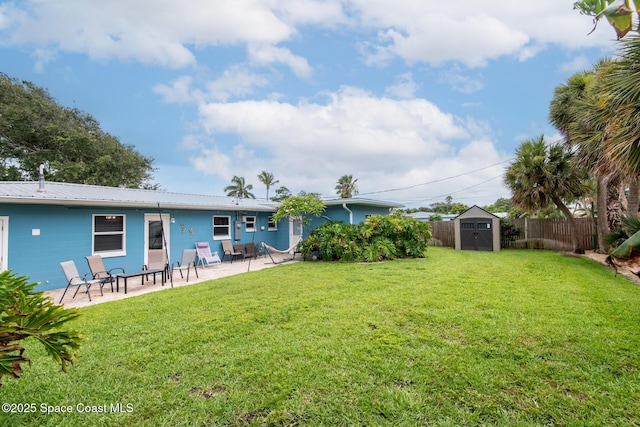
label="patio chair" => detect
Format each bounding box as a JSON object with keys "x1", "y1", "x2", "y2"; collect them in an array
[
  {"x1": 171, "y1": 249, "x2": 199, "y2": 282},
  {"x1": 195, "y1": 241, "x2": 221, "y2": 267},
  {"x1": 85, "y1": 254, "x2": 125, "y2": 292},
  {"x1": 244, "y1": 242, "x2": 258, "y2": 259},
  {"x1": 233, "y1": 243, "x2": 246, "y2": 260},
  {"x1": 59, "y1": 260, "x2": 103, "y2": 304},
  {"x1": 221, "y1": 240, "x2": 244, "y2": 263},
  {"x1": 144, "y1": 249, "x2": 170, "y2": 283}
]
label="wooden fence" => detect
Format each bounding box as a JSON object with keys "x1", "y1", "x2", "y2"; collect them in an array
[{"x1": 428, "y1": 217, "x2": 596, "y2": 251}]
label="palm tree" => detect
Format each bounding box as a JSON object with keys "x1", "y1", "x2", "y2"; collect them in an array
[
  {"x1": 257, "y1": 171, "x2": 279, "y2": 201},
  {"x1": 335, "y1": 175, "x2": 359, "y2": 198},
  {"x1": 504, "y1": 136, "x2": 589, "y2": 254},
  {"x1": 549, "y1": 69, "x2": 612, "y2": 250},
  {"x1": 548, "y1": 63, "x2": 640, "y2": 251},
  {"x1": 597, "y1": 38, "x2": 640, "y2": 215},
  {"x1": 224, "y1": 175, "x2": 255, "y2": 199}
]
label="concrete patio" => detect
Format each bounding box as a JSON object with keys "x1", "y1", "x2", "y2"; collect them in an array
[{"x1": 45, "y1": 252, "x2": 299, "y2": 309}]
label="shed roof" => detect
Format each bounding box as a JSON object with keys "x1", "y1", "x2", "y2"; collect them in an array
[
  {"x1": 0, "y1": 181, "x2": 279, "y2": 212},
  {"x1": 455, "y1": 205, "x2": 500, "y2": 220}
]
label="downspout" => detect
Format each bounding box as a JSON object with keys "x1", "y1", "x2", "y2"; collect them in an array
[{"x1": 342, "y1": 203, "x2": 353, "y2": 224}]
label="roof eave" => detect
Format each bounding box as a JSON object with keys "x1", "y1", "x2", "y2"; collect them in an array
[{"x1": 0, "y1": 197, "x2": 277, "y2": 212}]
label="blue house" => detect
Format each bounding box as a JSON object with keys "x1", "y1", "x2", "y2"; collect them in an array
[{"x1": 0, "y1": 181, "x2": 402, "y2": 292}]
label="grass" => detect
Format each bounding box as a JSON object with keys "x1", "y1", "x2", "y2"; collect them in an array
[{"x1": 2, "y1": 248, "x2": 640, "y2": 426}]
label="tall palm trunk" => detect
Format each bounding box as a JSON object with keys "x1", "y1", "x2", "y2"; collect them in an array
[
  {"x1": 596, "y1": 176, "x2": 608, "y2": 252},
  {"x1": 627, "y1": 175, "x2": 640, "y2": 217},
  {"x1": 607, "y1": 174, "x2": 625, "y2": 231},
  {"x1": 550, "y1": 194, "x2": 585, "y2": 254}
]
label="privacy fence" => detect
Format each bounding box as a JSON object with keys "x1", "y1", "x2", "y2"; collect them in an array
[{"x1": 428, "y1": 217, "x2": 596, "y2": 251}]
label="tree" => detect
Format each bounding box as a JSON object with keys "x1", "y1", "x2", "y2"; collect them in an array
[
  {"x1": 224, "y1": 175, "x2": 255, "y2": 199},
  {"x1": 271, "y1": 194, "x2": 326, "y2": 228},
  {"x1": 271, "y1": 186, "x2": 292, "y2": 202},
  {"x1": 0, "y1": 271, "x2": 83, "y2": 386},
  {"x1": 483, "y1": 197, "x2": 513, "y2": 213},
  {"x1": 574, "y1": 0, "x2": 640, "y2": 39},
  {"x1": 257, "y1": 171, "x2": 279, "y2": 201},
  {"x1": 0, "y1": 73, "x2": 155, "y2": 188},
  {"x1": 598, "y1": 37, "x2": 640, "y2": 175},
  {"x1": 504, "y1": 136, "x2": 590, "y2": 254},
  {"x1": 335, "y1": 175, "x2": 358, "y2": 198},
  {"x1": 548, "y1": 68, "x2": 617, "y2": 251},
  {"x1": 428, "y1": 198, "x2": 468, "y2": 215}
]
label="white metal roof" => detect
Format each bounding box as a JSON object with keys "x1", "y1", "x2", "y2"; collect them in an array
[
  {"x1": 322, "y1": 197, "x2": 404, "y2": 209},
  {"x1": 0, "y1": 181, "x2": 279, "y2": 212},
  {"x1": 0, "y1": 181, "x2": 405, "y2": 211}
]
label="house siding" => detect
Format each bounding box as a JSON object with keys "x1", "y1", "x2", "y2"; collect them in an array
[
  {"x1": 1, "y1": 203, "x2": 284, "y2": 292},
  {"x1": 0, "y1": 182, "x2": 401, "y2": 292},
  {"x1": 307, "y1": 204, "x2": 392, "y2": 231}
]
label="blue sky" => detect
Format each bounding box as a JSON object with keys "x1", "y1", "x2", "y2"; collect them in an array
[{"x1": 0, "y1": 1, "x2": 621, "y2": 208}]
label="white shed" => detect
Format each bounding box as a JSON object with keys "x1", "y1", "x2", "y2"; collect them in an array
[{"x1": 454, "y1": 205, "x2": 501, "y2": 252}]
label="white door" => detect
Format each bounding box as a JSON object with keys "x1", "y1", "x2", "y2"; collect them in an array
[
  {"x1": 289, "y1": 216, "x2": 302, "y2": 253},
  {"x1": 144, "y1": 214, "x2": 170, "y2": 266},
  {"x1": 0, "y1": 217, "x2": 7, "y2": 272}
]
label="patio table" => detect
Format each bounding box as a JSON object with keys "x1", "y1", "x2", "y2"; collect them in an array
[{"x1": 116, "y1": 269, "x2": 164, "y2": 294}]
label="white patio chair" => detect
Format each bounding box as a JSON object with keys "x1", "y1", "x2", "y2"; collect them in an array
[
  {"x1": 59, "y1": 260, "x2": 103, "y2": 304},
  {"x1": 195, "y1": 241, "x2": 221, "y2": 267},
  {"x1": 171, "y1": 249, "x2": 199, "y2": 282}
]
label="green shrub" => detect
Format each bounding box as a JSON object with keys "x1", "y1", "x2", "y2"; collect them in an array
[
  {"x1": 0, "y1": 270, "x2": 84, "y2": 386},
  {"x1": 300, "y1": 214, "x2": 431, "y2": 262},
  {"x1": 605, "y1": 214, "x2": 640, "y2": 248}
]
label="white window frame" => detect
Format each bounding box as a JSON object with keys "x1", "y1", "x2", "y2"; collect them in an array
[
  {"x1": 92, "y1": 214, "x2": 126, "y2": 257},
  {"x1": 213, "y1": 215, "x2": 231, "y2": 240},
  {"x1": 268, "y1": 216, "x2": 277, "y2": 231},
  {"x1": 245, "y1": 216, "x2": 256, "y2": 232}
]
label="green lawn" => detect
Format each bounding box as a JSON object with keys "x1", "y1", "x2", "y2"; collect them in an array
[{"x1": 2, "y1": 248, "x2": 639, "y2": 426}]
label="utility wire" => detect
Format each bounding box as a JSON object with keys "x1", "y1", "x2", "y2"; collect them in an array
[
  {"x1": 358, "y1": 158, "x2": 513, "y2": 196},
  {"x1": 408, "y1": 175, "x2": 504, "y2": 204}
]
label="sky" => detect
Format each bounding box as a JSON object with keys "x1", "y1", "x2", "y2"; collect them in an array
[{"x1": 0, "y1": 1, "x2": 624, "y2": 209}]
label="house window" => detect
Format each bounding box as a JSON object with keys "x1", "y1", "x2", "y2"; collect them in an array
[
  {"x1": 245, "y1": 216, "x2": 256, "y2": 232},
  {"x1": 93, "y1": 215, "x2": 125, "y2": 256},
  {"x1": 213, "y1": 215, "x2": 231, "y2": 240},
  {"x1": 268, "y1": 216, "x2": 277, "y2": 231}
]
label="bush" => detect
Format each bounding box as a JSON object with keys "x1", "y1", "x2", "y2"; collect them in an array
[
  {"x1": 300, "y1": 214, "x2": 431, "y2": 262},
  {"x1": 0, "y1": 270, "x2": 84, "y2": 386}
]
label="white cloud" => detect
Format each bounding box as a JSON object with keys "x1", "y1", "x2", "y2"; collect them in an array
[
  {"x1": 438, "y1": 68, "x2": 484, "y2": 94},
  {"x1": 189, "y1": 86, "x2": 510, "y2": 203},
  {"x1": 0, "y1": 0, "x2": 617, "y2": 71},
  {"x1": 205, "y1": 65, "x2": 270, "y2": 102},
  {"x1": 189, "y1": 146, "x2": 232, "y2": 179},
  {"x1": 154, "y1": 76, "x2": 202, "y2": 104},
  {"x1": 154, "y1": 67, "x2": 270, "y2": 103},
  {"x1": 248, "y1": 44, "x2": 313, "y2": 79},
  {"x1": 32, "y1": 48, "x2": 57, "y2": 73},
  {"x1": 0, "y1": 0, "x2": 293, "y2": 67},
  {"x1": 351, "y1": 0, "x2": 615, "y2": 67},
  {"x1": 385, "y1": 72, "x2": 418, "y2": 99}
]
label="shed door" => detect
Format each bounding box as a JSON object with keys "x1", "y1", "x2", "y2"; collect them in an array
[{"x1": 460, "y1": 218, "x2": 493, "y2": 251}]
